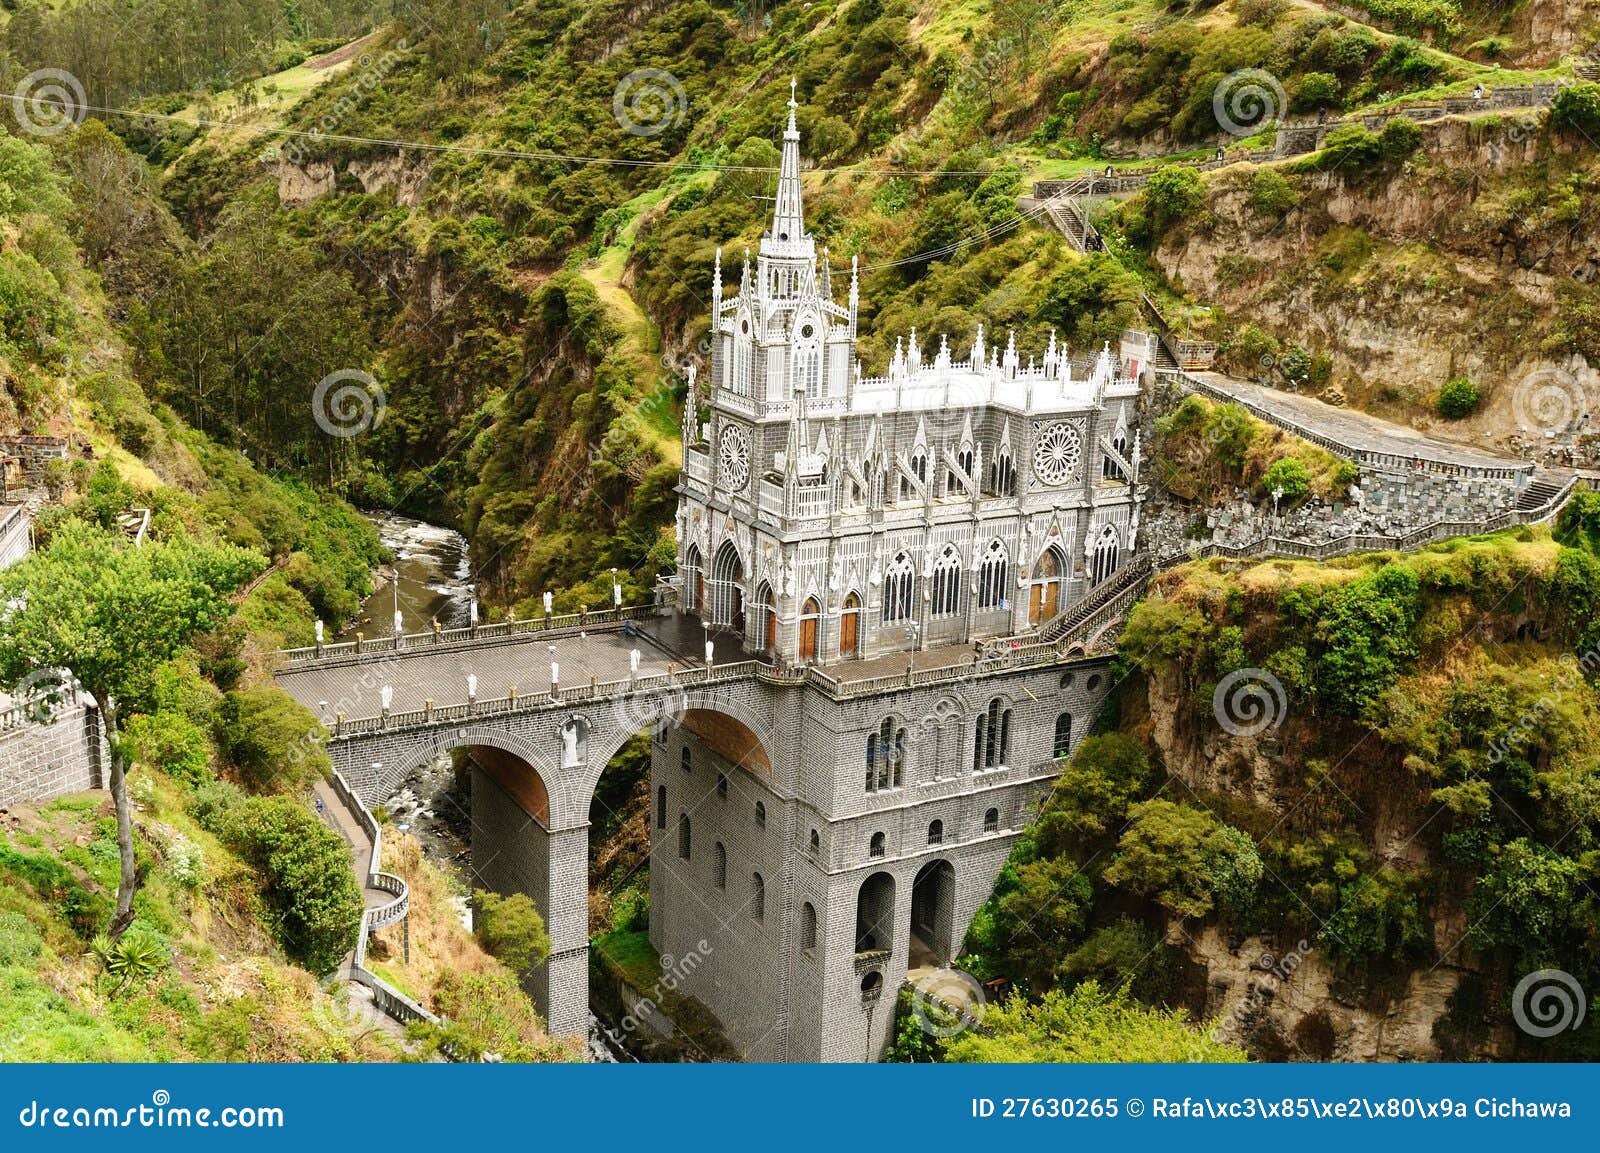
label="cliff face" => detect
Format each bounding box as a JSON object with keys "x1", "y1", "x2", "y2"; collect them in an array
[
  {"x1": 1154, "y1": 118, "x2": 1600, "y2": 447},
  {"x1": 1143, "y1": 668, "x2": 1484, "y2": 1061}
]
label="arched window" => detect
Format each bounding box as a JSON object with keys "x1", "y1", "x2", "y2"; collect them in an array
[
  {"x1": 1090, "y1": 525, "x2": 1121, "y2": 585},
  {"x1": 792, "y1": 337, "x2": 821, "y2": 399},
  {"x1": 983, "y1": 807, "x2": 1000, "y2": 833},
  {"x1": 1029, "y1": 545, "x2": 1064, "y2": 626},
  {"x1": 809, "y1": 829, "x2": 820, "y2": 855},
  {"x1": 710, "y1": 541, "x2": 745, "y2": 628},
  {"x1": 732, "y1": 317, "x2": 752, "y2": 396},
  {"x1": 931, "y1": 545, "x2": 961, "y2": 617},
  {"x1": 866, "y1": 717, "x2": 905, "y2": 792},
  {"x1": 1104, "y1": 424, "x2": 1129, "y2": 480},
  {"x1": 713, "y1": 841, "x2": 726, "y2": 889},
  {"x1": 972, "y1": 698, "x2": 1012, "y2": 771},
  {"x1": 911, "y1": 447, "x2": 927, "y2": 484},
  {"x1": 755, "y1": 581, "x2": 776, "y2": 654},
  {"x1": 996, "y1": 449, "x2": 1014, "y2": 494},
  {"x1": 869, "y1": 831, "x2": 886, "y2": 858},
  {"x1": 882, "y1": 551, "x2": 914, "y2": 623},
  {"x1": 800, "y1": 901, "x2": 817, "y2": 951},
  {"x1": 683, "y1": 544, "x2": 702, "y2": 614},
  {"x1": 754, "y1": 800, "x2": 766, "y2": 829},
  {"x1": 977, "y1": 539, "x2": 1009, "y2": 610},
  {"x1": 752, "y1": 873, "x2": 766, "y2": 922},
  {"x1": 656, "y1": 785, "x2": 667, "y2": 829},
  {"x1": 1054, "y1": 713, "x2": 1073, "y2": 757},
  {"x1": 681, "y1": 747, "x2": 692, "y2": 773},
  {"x1": 678, "y1": 813, "x2": 692, "y2": 859},
  {"x1": 928, "y1": 819, "x2": 944, "y2": 845},
  {"x1": 716, "y1": 771, "x2": 728, "y2": 799}
]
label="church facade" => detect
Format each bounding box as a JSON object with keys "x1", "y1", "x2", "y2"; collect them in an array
[{"x1": 647, "y1": 97, "x2": 1144, "y2": 1060}]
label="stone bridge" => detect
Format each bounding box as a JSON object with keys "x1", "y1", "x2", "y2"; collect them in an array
[{"x1": 274, "y1": 605, "x2": 1118, "y2": 1049}]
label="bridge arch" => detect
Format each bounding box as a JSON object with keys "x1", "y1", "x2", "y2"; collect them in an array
[
  {"x1": 365, "y1": 725, "x2": 563, "y2": 823},
  {"x1": 575, "y1": 690, "x2": 775, "y2": 806}
]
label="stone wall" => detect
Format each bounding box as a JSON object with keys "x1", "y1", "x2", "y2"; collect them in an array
[{"x1": 0, "y1": 698, "x2": 105, "y2": 808}]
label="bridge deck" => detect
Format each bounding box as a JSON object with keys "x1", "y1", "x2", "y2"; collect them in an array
[
  {"x1": 275, "y1": 613, "x2": 715, "y2": 720},
  {"x1": 272, "y1": 610, "x2": 1064, "y2": 723}
]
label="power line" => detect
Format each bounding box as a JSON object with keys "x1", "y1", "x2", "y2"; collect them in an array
[
  {"x1": 3, "y1": 95, "x2": 1075, "y2": 273},
  {"x1": 1, "y1": 93, "x2": 1021, "y2": 177}
]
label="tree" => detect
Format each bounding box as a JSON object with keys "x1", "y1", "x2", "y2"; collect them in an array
[
  {"x1": 215, "y1": 686, "x2": 330, "y2": 793},
  {"x1": 0, "y1": 519, "x2": 261, "y2": 936},
  {"x1": 1436, "y1": 376, "x2": 1479, "y2": 419},
  {"x1": 203, "y1": 791, "x2": 364, "y2": 972},
  {"x1": 944, "y1": 982, "x2": 1247, "y2": 1062},
  {"x1": 1142, "y1": 166, "x2": 1205, "y2": 235},
  {"x1": 473, "y1": 888, "x2": 551, "y2": 975},
  {"x1": 1263, "y1": 455, "x2": 1311, "y2": 502},
  {"x1": 1104, "y1": 800, "x2": 1262, "y2": 919}
]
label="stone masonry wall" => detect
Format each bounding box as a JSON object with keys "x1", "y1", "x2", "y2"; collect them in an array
[{"x1": 0, "y1": 701, "x2": 105, "y2": 808}]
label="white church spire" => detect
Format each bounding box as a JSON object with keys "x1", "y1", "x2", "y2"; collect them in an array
[{"x1": 766, "y1": 79, "x2": 807, "y2": 253}]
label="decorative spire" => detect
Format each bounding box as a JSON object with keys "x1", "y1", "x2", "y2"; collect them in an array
[
  {"x1": 766, "y1": 79, "x2": 806, "y2": 251},
  {"x1": 972, "y1": 324, "x2": 986, "y2": 370},
  {"x1": 848, "y1": 254, "x2": 860, "y2": 336},
  {"x1": 711, "y1": 246, "x2": 723, "y2": 319}
]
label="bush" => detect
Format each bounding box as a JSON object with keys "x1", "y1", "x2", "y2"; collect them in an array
[
  {"x1": 1263, "y1": 456, "x2": 1312, "y2": 502},
  {"x1": 1143, "y1": 166, "x2": 1206, "y2": 235},
  {"x1": 124, "y1": 710, "x2": 210, "y2": 784},
  {"x1": 215, "y1": 687, "x2": 329, "y2": 793},
  {"x1": 1292, "y1": 72, "x2": 1342, "y2": 113},
  {"x1": 1435, "y1": 376, "x2": 1479, "y2": 419},
  {"x1": 1550, "y1": 82, "x2": 1600, "y2": 138},
  {"x1": 1247, "y1": 169, "x2": 1298, "y2": 217},
  {"x1": 473, "y1": 889, "x2": 550, "y2": 975},
  {"x1": 200, "y1": 788, "x2": 362, "y2": 973}
]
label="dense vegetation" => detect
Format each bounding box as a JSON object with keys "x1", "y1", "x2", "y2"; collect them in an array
[{"x1": 953, "y1": 503, "x2": 1600, "y2": 1060}]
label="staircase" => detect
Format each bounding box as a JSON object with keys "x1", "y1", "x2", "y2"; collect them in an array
[{"x1": 1516, "y1": 474, "x2": 1569, "y2": 512}]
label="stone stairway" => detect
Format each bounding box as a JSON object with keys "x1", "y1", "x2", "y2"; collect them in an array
[{"x1": 1516, "y1": 474, "x2": 1568, "y2": 511}]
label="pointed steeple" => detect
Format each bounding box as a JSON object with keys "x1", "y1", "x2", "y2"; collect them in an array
[{"x1": 767, "y1": 79, "x2": 806, "y2": 251}]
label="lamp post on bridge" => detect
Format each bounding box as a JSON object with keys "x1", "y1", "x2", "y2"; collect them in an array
[{"x1": 549, "y1": 645, "x2": 560, "y2": 699}]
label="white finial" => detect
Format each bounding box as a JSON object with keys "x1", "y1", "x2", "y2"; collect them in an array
[{"x1": 789, "y1": 77, "x2": 798, "y2": 109}]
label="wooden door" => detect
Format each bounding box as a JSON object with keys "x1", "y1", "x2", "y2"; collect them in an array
[
  {"x1": 1041, "y1": 581, "x2": 1059, "y2": 621},
  {"x1": 799, "y1": 598, "x2": 819, "y2": 662},
  {"x1": 840, "y1": 594, "x2": 860, "y2": 657},
  {"x1": 1028, "y1": 584, "x2": 1043, "y2": 626}
]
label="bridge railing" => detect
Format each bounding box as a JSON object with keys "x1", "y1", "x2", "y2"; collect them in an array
[
  {"x1": 279, "y1": 603, "x2": 659, "y2": 665},
  {"x1": 327, "y1": 659, "x2": 774, "y2": 736},
  {"x1": 327, "y1": 769, "x2": 447, "y2": 1040}
]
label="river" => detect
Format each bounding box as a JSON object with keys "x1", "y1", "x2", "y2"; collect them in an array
[{"x1": 343, "y1": 512, "x2": 629, "y2": 1062}]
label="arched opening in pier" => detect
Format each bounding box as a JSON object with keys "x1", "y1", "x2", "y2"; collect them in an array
[{"x1": 909, "y1": 858, "x2": 955, "y2": 967}]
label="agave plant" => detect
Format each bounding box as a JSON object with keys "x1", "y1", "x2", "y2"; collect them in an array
[{"x1": 89, "y1": 929, "x2": 167, "y2": 995}]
